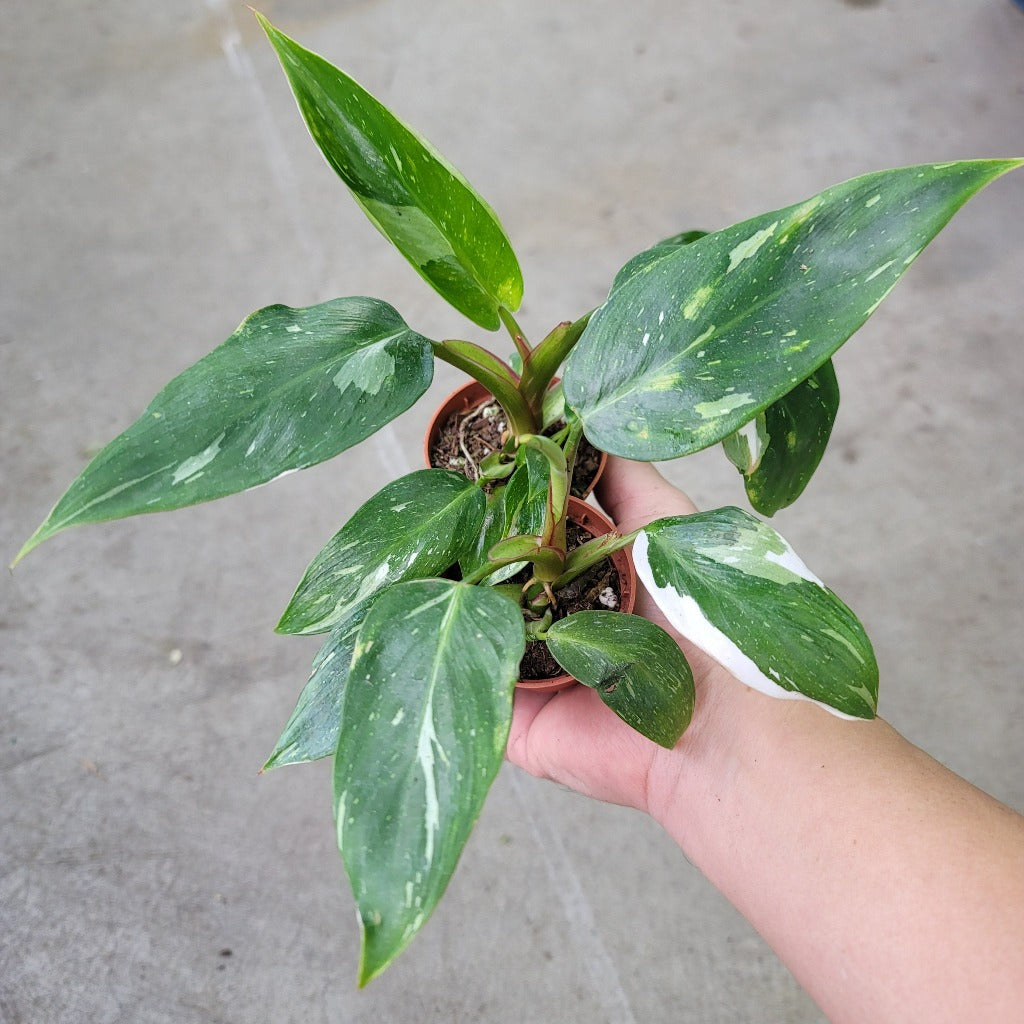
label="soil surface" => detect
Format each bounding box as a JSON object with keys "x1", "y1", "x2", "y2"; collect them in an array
[{"x1": 429, "y1": 399, "x2": 602, "y2": 497}]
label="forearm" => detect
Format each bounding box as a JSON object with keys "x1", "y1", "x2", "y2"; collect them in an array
[{"x1": 651, "y1": 673, "x2": 1024, "y2": 1024}]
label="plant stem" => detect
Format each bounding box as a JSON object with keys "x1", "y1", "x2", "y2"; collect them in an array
[
  {"x1": 460, "y1": 560, "x2": 509, "y2": 586},
  {"x1": 562, "y1": 419, "x2": 584, "y2": 490},
  {"x1": 498, "y1": 306, "x2": 532, "y2": 365},
  {"x1": 552, "y1": 529, "x2": 639, "y2": 589},
  {"x1": 432, "y1": 338, "x2": 537, "y2": 435},
  {"x1": 520, "y1": 310, "x2": 593, "y2": 413}
]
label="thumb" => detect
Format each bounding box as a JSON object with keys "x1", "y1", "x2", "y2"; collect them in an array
[{"x1": 594, "y1": 456, "x2": 699, "y2": 535}]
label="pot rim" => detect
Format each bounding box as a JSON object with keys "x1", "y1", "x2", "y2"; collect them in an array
[{"x1": 423, "y1": 379, "x2": 607, "y2": 498}]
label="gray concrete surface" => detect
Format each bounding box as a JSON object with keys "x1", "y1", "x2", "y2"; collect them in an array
[{"x1": 2, "y1": 1, "x2": 1022, "y2": 1021}]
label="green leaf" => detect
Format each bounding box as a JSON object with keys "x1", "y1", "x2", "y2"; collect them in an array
[
  {"x1": 565, "y1": 160, "x2": 1022, "y2": 460},
  {"x1": 488, "y1": 534, "x2": 546, "y2": 562},
  {"x1": 334, "y1": 580, "x2": 525, "y2": 985},
  {"x1": 277, "y1": 469, "x2": 484, "y2": 635},
  {"x1": 637, "y1": 509, "x2": 878, "y2": 718},
  {"x1": 263, "y1": 600, "x2": 373, "y2": 770},
  {"x1": 459, "y1": 445, "x2": 548, "y2": 584},
  {"x1": 610, "y1": 229, "x2": 708, "y2": 291},
  {"x1": 458, "y1": 487, "x2": 508, "y2": 580},
  {"x1": 723, "y1": 359, "x2": 840, "y2": 515},
  {"x1": 503, "y1": 446, "x2": 551, "y2": 537},
  {"x1": 256, "y1": 13, "x2": 523, "y2": 330},
  {"x1": 17, "y1": 298, "x2": 433, "y2": 563},
  {"x1": 545, "y1": 612, "x2": 694, "y2": 747},
  {"x1": 540, "y1": 381, "x2": 566, "y2": 430}
]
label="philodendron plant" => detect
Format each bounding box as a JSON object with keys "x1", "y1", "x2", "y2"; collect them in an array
[{"x1": 15, "y1": 12, "x2": 1021, "y2": 984}]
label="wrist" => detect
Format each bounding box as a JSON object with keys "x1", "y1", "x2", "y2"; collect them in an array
[
  {"x1": 645, "y1": 653, "x2": 742, "y2": 833},
  {"x1": 644, "y1": 655, "x2": 799, "y2": 860}
]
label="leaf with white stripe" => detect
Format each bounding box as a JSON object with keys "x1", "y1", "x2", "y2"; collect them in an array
[
  {"x1": 545, "y1": 611, "x2": 694, "y2": 747},
  {"x1": 565, "y1": 160, "x2": 1021, "y2": 460},
  {"x1": 637, "y1": 509, "x2": 877, "y2": 718},
  {"x1": 16, "y1": 298, "x2": 434, "y2": 563},
  {"x1": 723, "y1": 359, "x2": 840, "y2": 515},
  {"x1": 277, "y1": 469, "x2": 484, "y2": 635},
  {"x1": 334, "y1": 580, "x2": 524, "y2": 985}
]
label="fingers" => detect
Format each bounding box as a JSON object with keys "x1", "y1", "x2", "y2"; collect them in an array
[
  {"x1": 595, "y1": 456, "x2": 698, "y2": 535},
  {"x1": 506, "y1": 685, "x2": 660, "y2": 811},
  {"x1": 505, "y1": 687, "x2": 551, "y2": 771}
]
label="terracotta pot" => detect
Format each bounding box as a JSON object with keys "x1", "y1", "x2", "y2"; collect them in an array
[
  {"x1": 423, "y1": 379, "x2": 607, "y2": 498},
  {"x1": 517, "y1": 497, "x2": 637, "y2": 693}
]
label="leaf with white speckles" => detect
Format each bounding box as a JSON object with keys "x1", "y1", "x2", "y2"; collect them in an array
[
  {"x1": 262, "y1": 599, "x2": 375, "y2": 770},
  {"x1": 277, "y1": 470, "x2": 484, "y2": 635},
  {"x1": 335, "y1": 579, "x2": 524, "y2": 985},
  {"x1": 257, "y1": 14, "x2": 522, "y2": 329},
  {"x1": 610, "y1": 229, "x2": 709, "y2": 290},
  {"x1": 545, "y1": 611, "x2": 694, "y2": 747},
  {"x1": 638, "y1": 509, "x2": 878, "y2": 719},
  {"x1": 565, "y1": 160, "x2": 1022, "y2": 460},
  {"x1": 16, "y1": 298, "x2": 434, "y2": 563},
  {"x1": 724, "y1": 359, "x2": 840, "y2": 515}
]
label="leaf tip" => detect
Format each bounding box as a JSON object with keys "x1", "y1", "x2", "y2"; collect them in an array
[
  {"x1": 250, "y1": 8, "x2": 290, "y2": 53},
  {"x1": 356, "y1": 929, "x2": 392, "y2": 988},
  {"x1": 274, "y1": 606, "x2": 313, "y2": 636},
  {"x1": 10, "y1": 523, "x2": 49, "y2": 570},
  {"x1": 248, "y1": 7, "x2": 271, "y2": 30},
  {"x1": 260, "y1": 738, "x2": 297, "y2": 772}
]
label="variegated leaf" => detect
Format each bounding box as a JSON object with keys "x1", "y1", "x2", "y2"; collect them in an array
[
  {"x1": 263, "y1": 600, "x2": 374, "y2": 770},
  {"x1": 723, "y1": 359, "x2": 840, "y2": 515},
  {"x1": 565, "y1": 160, "x2": 1021, "y2": 460},
  {"x1": 545, "y1": 611, "x2": 694, "y2": 747},
  {"x1": 17, "y1": 298, "x2": 433, "y2": 563},
  {"x1": 257, "y1": 13, "x2": 523, "y2": 329},
  {"x1": 277, "y1": 469, "x2": 484, "y2": 635},
  {"x1": 637, "y1": 509, "x2": 878, "y2": 718},
  {"x1": 335, "y1": 580, "x2": 524, "y2": 985},
  {"x1": 459, "y1": 445, "x2": 548, "y2": 584}
]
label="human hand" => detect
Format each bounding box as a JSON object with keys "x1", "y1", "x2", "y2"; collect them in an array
[
  {"x1": 505, "y1": 457, "x2": 734, "y2": 813},
  {"x1": 508, "y1": 459, "x2": 1024, "y2": 1024}
]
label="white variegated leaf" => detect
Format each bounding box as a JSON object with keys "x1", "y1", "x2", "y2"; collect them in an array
[
  {"x1": 565, "y1": 160, "x2": 1022, "y2": 460},
  {"x1": 334, "y1": 580, "x2": 524, "y2": 985},
  {"x1": 17, "y1": 297, "x2": 434, "y2": 563},
  {"x1": 277, "y1": 469, "x2": 484, "y2": 635},
  {"x1": 636, "y1": 509, "x2": 877, "y2": 719}
]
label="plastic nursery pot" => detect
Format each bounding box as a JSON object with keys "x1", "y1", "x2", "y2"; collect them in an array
[
  {"x1": 517, "y1": 497, "x2": 637, "y2": 694},
  {"x1": 423, "y1": 379, "x2": 493, "y2": 470},
  {"x1": 423, "y1": 379, "x2": 607, "y2": 498}
]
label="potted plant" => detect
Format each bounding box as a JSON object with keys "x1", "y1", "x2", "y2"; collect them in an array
[{"x1": 13, "y1": 12, "x2": 1020, "y2": 985}]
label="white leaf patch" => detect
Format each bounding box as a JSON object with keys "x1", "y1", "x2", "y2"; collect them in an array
[
  {"x1": 332, "y1": 339, "x2": 398, "y2": 396},
  {"x1": 171, "y1": 432, "x2": 226, "y2": 484},
  {"x1": 727, "y1": 221, "x2": 778, "y2": 273}
]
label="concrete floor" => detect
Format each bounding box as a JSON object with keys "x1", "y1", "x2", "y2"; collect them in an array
[{"x1": 2, "y1": 1, "x2": 1022, "y2": 1020}]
